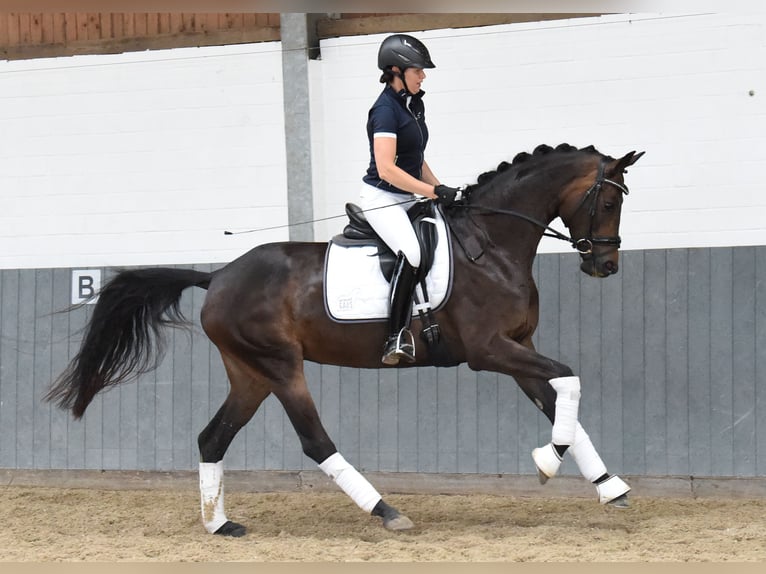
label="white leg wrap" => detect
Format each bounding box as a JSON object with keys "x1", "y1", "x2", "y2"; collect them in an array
[
  {"x1": 568, "y1": 423, "x2": 631, "y2": 503},
  {"x1": 549, "y1": 376, "x2": 581, "y2": 446},
  {"x1": 199, "y1": 461, "x2": 229, "y2": 534},
  {"x1": 597, "y1": 475, "x2": 631, "y2": 504},
  {"x1": 319, "y1": 452, "x2": 382, "y2": 513},
  {"x1": 531, "y1": 442, "x2": 562, "y2": 482},
  {"x1": 568, "y1": 423, "x2": 607, "y2": 482}
]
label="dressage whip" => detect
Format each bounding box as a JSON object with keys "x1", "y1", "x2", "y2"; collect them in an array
[{"x1": 223, "y1": 198, "x2": 420, "y2": 236}]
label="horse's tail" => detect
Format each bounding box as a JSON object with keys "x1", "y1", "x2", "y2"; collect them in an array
[{"x1": 45, "y1": 267, "x2": 212, "y2": 419}]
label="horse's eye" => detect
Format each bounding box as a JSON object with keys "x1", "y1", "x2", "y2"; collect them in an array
[{"x1": 603, "y1": 201, "x2": 616, "y2": 212}]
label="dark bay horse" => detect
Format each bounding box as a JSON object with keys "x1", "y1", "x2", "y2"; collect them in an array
[{"x1": 46, "y1": 143, "x2": 644, "y2": 537}]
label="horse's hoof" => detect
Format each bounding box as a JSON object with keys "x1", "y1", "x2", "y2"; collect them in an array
[
  {"x1": 214, "y1": 520, "x2": 247, "y2": 537},
  {"x1": 606, "y1": 493, "x2": 630, "y2": 509},
  {"x1": 384, "y1": 514, "x2": 415, "y2": 531}
]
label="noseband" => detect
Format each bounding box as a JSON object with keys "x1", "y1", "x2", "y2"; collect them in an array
[{"x1": 454, "y1": 157, "x2": 629, "y2": 257}]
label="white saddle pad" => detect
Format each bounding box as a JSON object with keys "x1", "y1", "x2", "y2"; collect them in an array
[{"x1": 323, "y1": 211, "x2": 452, "y2": 322}]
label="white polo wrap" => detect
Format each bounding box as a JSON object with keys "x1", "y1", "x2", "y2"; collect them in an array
[
  {"x1": 549, "y1": 376, "x2": 581, "y2": 446},
  {"x1": 568, "y1": 422, "x2": 608, "y2": 482},
  {"x1": 596, "y1": 475, "x2": 631, "y2": 504},
  {"x1": 319, "y1": 452, "x2": 382, "y2": 513},
  {"x1": 532, "y1": 442, "x2": 562, "y2": 480},
  {"x1": 199, "y1": 461, "x2": 228, "y2": 534}
]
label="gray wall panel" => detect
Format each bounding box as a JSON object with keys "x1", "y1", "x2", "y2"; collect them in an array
[
  {"x1": 710, "y1": 248, "x2": 734, "y2": 476},
  {"x1": 757, "y1": 248, "x2": 766, "y2": 476},
  {"x1": 415, "y1": 368, "x2": 438, "y2": 473},
  {"x1": 497, "y1": 375, "x2": 520, "y2": 474},
  {"x1": 620, "y1": 251, "x2": 646, "y2": 475},
  {"x1": 435, "y1": 367, "x2": 457, "y2": 473},
  {"x1": 49, "y1": 269, "x2": 71, "y2": 469},
  {"x1": 666, "y1": 249, "x2": 690, "y2": 475},
  {"x1": 1, "y1": 247, "x2": 764, "y2": 480},
  {"x1": 378, "y1": 368, "x2": 398, "y2": 471},
  {"x1": 0, "y1": 270, "x2": 18, "y2": 468},
  {"x1": 558, "y1": 253, "x2": 581, "y2": 374},
  {"x1": 154, "y1": 343, "x2": 174, "y2": 470},
  {"x1": 358, "y1": 368, "x2": 379, "y2": 472},
  {"x1": 339, "y1": 366, "x2": 362, "y2": 468},
  {"x1": 578, "y1": 268, "x2": 603, "y2": 451},
  {"x1": 32, "y1": 270, "x2": 52, "y2": 469},
  {"x1": 457, "y1": 364, "x2": 478, "y2": 473},
  {"x1": 643, "y1": 250, "x2": 668, "y2": 475},
  {"x1": 397, "y1": 367, "x2": 419, "y2": 472},
  {"x1": 688, "y1": 249, "x2": 712, "y2": 476},
  {"x1": 732, "y1": 247, "x2": 757, "y2": 476},
  {"x1": 17, "y1": 270, "x2": 36, "y2": 469},
  {"x1": 476, "y1": 371, "x2": 500, "y2": 473},
  {"x1": 601, "y1": 270, "x2": 624, "y2": 469}
]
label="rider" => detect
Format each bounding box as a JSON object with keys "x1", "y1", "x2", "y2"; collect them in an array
[{"x1": 360, "y1": 33, "x2": 461, "y2": 366}]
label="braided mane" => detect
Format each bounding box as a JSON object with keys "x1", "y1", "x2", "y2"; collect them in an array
[{"x1": 466, "y1": 143, "x2": 602, "y2": 192}]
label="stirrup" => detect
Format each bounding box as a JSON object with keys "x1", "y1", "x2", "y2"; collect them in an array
[{"x1": 381, "y1": 328, "x2": 415, "y2": 365}]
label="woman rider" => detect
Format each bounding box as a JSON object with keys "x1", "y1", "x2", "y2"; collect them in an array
[{"x1": 360, "y1": 33, "x2": 461, "y2": 366}]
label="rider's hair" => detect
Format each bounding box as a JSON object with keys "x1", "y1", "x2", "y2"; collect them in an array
[{"x1": 379, "y1": 67, "x2": 396, "y2": 84}]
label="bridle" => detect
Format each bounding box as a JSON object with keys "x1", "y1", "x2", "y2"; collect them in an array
[
  {"x1": 454, "y1": 157, "x2": 630, "y2": 257},
  {"x1": 564, "y1": 158, "x2": 629, "y2": 255}
]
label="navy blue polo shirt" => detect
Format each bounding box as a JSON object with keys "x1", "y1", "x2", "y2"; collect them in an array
[{"x1": 363, "y1": 85, "x2": 429, "y2": 194}]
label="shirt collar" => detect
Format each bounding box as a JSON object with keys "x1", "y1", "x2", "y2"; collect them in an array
[{"x1": 385, "y1": 84, "x2": 425, "y2": 105}]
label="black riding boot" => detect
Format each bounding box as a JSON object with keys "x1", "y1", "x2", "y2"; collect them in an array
[{"x1": 381, "y1": 252, "x2": 419, "y2": 366}]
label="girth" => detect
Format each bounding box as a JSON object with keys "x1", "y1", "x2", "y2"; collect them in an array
[{"x1": 331, "y1": 200, "x2": 439, "y2": 283}]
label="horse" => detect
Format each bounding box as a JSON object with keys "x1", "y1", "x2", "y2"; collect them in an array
[{"x1": 46, "y1": 143, "x2": 644, "y2": 537}]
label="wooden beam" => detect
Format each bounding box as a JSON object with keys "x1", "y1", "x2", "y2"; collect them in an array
[
  {"x1": 316, "y1": 13, "x2": 600, "y2": 39},
  {"x1": 0, "y1": 26, "x2": 281, "y2": 60}
]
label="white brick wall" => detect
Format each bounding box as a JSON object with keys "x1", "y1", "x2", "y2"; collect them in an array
[
  {"x1": 313, "y1": 13, "x2": 766, "y2": 252},
  {"x1": 0, "y1": 43, "x2": 288, "y2": 270},
  {"x1": 2, "y1": 13, "x2": 764, "y2": 271}
]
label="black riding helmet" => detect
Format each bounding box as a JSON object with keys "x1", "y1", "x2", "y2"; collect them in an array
[{"x1": 377, "y1": 34, "x2": 436, "y2": 72}]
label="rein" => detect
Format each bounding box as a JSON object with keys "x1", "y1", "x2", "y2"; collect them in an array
[{"x1": 454, "y1": 158, "x2": 630, "y2": 256}]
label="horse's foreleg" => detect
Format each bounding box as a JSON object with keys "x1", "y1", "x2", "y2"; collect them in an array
[
  {"x1": 568, "y1": 422, "x2": 631, "y2": 506},
  {"x1": 272, "y1": 372, "x2": 414, "y2": 531},
  {"x1": 512, "y1": 374, "x2": 630, "y2": 506},
  {"x1": 511, "y1": 368, "x2": 631, "y2": 506},
  {"x1": 467, "y1": 334, "x2": 579, "y2": 473},
  {"x1": 468, "y1": 335, "x2": 630, "y2": 505},
  {"x1": 197, "y1": 357, "x2": 272, "y2": 537}
]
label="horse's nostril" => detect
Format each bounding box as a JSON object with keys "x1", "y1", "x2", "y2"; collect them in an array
[{"x1": 604, "y1": 261, "x2": 618, "y2": 274}]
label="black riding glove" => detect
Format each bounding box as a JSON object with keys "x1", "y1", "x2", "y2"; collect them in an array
[{"x1": 434, "y1": 185, "x2": 462, "y2": 208}]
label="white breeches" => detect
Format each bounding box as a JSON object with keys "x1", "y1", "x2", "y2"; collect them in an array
[{"x1": 359, "y1": 184, "x2": 422, "y2": 268}]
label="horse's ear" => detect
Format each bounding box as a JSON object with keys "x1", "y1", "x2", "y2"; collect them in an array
[{"x1": 608, "y1": 151, "x2": 645, "y2": 175}]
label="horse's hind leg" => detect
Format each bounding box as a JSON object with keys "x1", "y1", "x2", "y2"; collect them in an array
[
  {"x1": 270, "y1": 364, "x2": 414, "y2": 531},
  {"x1": 197, "y1": 354, "x2": 272, "y2": 537}
]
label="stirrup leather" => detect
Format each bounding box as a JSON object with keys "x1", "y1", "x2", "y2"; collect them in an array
[{"x1": 382, "y1": 328, "x2": 415, "y2": 365}]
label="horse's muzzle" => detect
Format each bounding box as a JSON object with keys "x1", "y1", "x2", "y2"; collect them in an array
[{"x1": 580, "y1": 255, "x2": 619, "y2": 278}]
